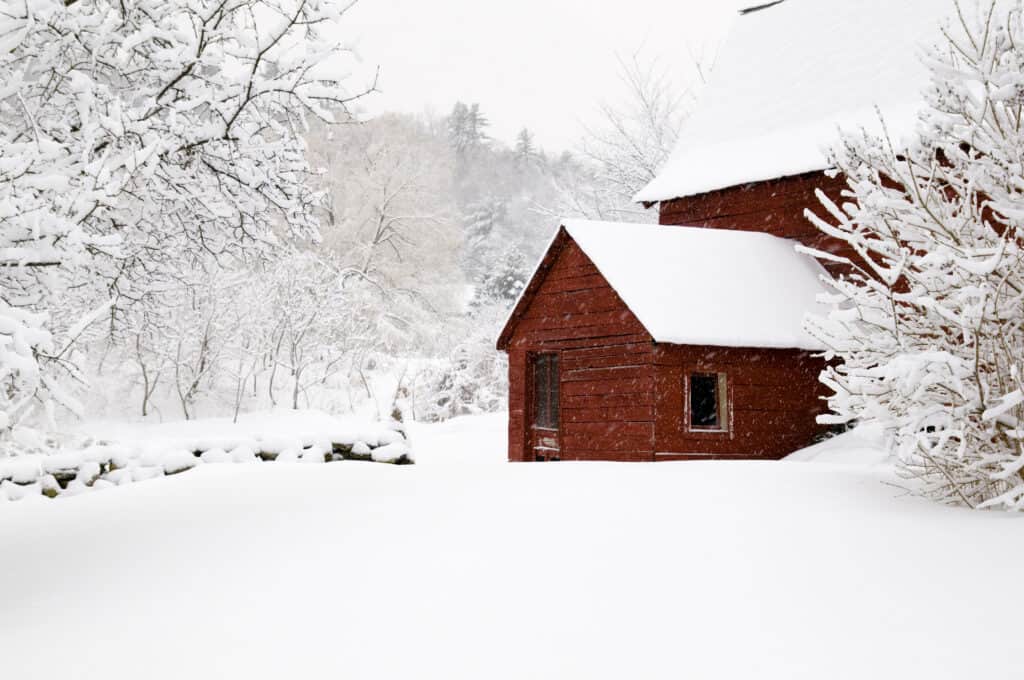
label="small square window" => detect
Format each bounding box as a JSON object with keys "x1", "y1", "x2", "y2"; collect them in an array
[{"x1": 689, "y1": 373, "x2": 729, "y2": 431}]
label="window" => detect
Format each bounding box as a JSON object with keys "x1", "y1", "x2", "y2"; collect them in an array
[
  {"x1": 532, "y1": 353, "x2": 560, "y2": 430},
  {"x1": 689, "y1": 373, "x2": 729, "y2": 431}
]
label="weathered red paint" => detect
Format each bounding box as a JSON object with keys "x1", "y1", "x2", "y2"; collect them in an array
[
  {"x1": 500, "y1": 233, "x2": 655, "y2": 462},
  {"x1": 651, "y1": 344, "x2": 828, "y2": 460},
  {"x1": 659, "y1": 171, "x2": 857, "y2": 275},
  {"x1": 498, "y1": 172, "x2": 846, "y2": 462},
  {"x1": 499, "y1": 231, "x2": 829, "y2": 462}
]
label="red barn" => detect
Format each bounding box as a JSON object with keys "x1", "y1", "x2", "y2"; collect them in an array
[{"x1": 498, "y1": 0, "x2": 955, "y2": 462}]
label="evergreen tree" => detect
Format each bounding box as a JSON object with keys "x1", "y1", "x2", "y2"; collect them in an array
[
  {"x1": 447, "y1": 102, "x2": 490, "y2": 155},
  {"x1": 515, "y1": 128, "x2": 539, "y2": 165},
  {"x1": 461, "y1": 199, "x2": 509, "y2": 277},
  {"x1": 472, "y1": 245, "x2": 528, "y2": 307}
]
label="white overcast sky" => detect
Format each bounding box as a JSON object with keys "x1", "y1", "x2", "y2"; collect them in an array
[{"x1": 343, "y1": 0, "x2": 750, "y2": 151}]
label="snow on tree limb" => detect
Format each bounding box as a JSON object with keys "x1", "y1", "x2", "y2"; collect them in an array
[
  {"x1": 0, "y1": 0, "x2": 370, "y2": 441},
  {"x1": 807, "y1": 0, "x2": 1024, "y2": 510}
]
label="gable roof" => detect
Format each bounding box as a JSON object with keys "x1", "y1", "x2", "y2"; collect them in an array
[
  {"x1": 634, "y1": 0, "x2": 961, "y2": 203},
  {"x1": 498, "y1": 220, "x2": 832, "y2": 351}
]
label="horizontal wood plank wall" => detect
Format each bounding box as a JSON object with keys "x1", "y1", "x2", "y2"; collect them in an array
[
  {"x1": 508, "y1": 349, "x2": 528, "y2": 462},
  {"x1": 654, "y1": 345, "x2": 829, "y2": 460},
  {"x1": 658, "y1": 171, "x2": 856, "y2": 274},
  {"x1": 506, "y1": 240, "x2": 656, "y2": 462}
]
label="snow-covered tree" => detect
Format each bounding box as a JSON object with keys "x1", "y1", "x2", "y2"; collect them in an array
[
  {"x1": 405, "y1": 301, "x2": 509, "y2": 423},
  {"x1": 471, "y1": 244, "x2": 527, "y2": 308},
  {"x1": 447, "y1": 102, "x2": 490, "y2": 157},
  {"x1": 543, "y1": 150, "x2": 629, "y2": 222},
  {"x1": 576, "y1": 52, "x2": 695, "y2": 218},
  {"x1": 0, "y1": 0, "x2": 365, "y2": 439},
  {"x1": 168, "y1": 270, "x2": 240, "y2": 421},
  {"x1": 262, "y1": 253, "x2": 356, "y2": 411},
  {"x1": 515, "y1": 128, "x2": 541, "y2": 166},
  {"x1": 461, "y1": 198, "x2": 508, "y2": 273},
  {"x1": 309, "y1": 114, "x2": 461, "y2": 298},
  {"x1": 806, "y1": 0, "x2": 1024, "y2": 509}
]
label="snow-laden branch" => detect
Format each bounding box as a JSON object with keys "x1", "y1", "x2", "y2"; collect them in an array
[
  {"x1": 805, "y1": 0, "x2": 1024, "y2": 509},
  {"x1": 0, "y1": 0, "x2": 369, "y2": 441}
]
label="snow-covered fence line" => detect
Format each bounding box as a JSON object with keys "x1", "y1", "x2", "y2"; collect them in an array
[{"x1": 0, "y1": 413, "x2": 413, "y2": 502}]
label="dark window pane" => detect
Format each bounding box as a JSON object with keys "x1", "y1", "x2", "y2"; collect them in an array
[
  {"x1": 533, "y1": 354, "x2": 559, "y2": 430},
  {"x1": 549, "y1": 354, "x2": 559, "y2": 429},
  {"x1": 690, "y1": 374, "x2": 719, "y2": 429},
  {"x1": 534, "y1": 355, "x2": 549, "y2": 428}
]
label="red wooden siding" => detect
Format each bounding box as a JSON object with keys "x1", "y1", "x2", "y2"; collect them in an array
[
  {"x1": 507, "y1": 350, "x2": 528, "y2": 462},
  {"x1": 504, "y1": 238, "x2": 657, "y2": 462},
  {"x1": 658, "y1": 171, "x2": 856, "y2": 271},
  {"x1": 653, "y1": 345, "x2": 829, "y2": 460},
  {"x1": 501, "y1": 217, "x2": 833, "y2": 462}
]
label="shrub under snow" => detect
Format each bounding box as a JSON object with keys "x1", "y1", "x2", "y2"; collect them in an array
[{"x1": 807, "y1": 1, "x2": 1024, "y2": 509}]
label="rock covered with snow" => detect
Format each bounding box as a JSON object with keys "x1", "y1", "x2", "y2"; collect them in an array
[{"x1": 0, "y1": 410, "x2": 414, "y2": 501}]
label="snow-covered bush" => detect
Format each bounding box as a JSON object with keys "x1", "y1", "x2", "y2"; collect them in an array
[
  {"x1": 406, "y1": 343, "x2": 507, "y2": 423},
  {"x1": 387, "y1": 293, "x2": 508, "y2": 423},
  {"x1": 107, "y1": 251, "x2": 384, "y2": 419},
  {"x1": 806, "y1": 1, "x2": 1024, "y2": 509}
]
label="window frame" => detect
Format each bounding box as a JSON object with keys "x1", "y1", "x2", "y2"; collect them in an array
[
  {"x1": 531, "y1": 352, "x2": 560, "y2": 431},
  {"x1": 686, "y1": 371, "x2": 730, "y2": 434}
]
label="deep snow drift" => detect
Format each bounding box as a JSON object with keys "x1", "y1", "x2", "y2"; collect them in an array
[{"x1": 1, "y1": 414, "x2": 1020, "y2": 680}]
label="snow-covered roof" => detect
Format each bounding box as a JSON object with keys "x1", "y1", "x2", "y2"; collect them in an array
[
  {"x1": 635, "y1": 0, "x2": 960, "y2": 203},
  {"x1": 560, "y1": 220, "x2": 831, "y2": 350}
]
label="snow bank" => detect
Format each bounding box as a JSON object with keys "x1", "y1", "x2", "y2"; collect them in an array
[
  {"x1": 0, "y1": 414, "x2": 1019, "y2": 679},
  {"x1": 405, "y1": 412, "x2": 508, "y2": 465},
  {"x1": 784, "y1": 423, "x2": 892, "y2": 465},
  {"x1": 0, "y1": 410, "x2": 412, "y2": 501}
]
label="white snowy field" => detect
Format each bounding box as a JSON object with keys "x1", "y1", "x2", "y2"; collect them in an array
[{"x1": 2, "y1": 414, "x2": 1022, "y2": 679}]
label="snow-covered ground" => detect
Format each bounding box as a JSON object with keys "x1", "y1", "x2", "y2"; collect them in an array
[
  {"x1": 1, "y1": 414, "x2": 1021, "y2": 679},
  {"x1": 405, "y1": 411, "x2": 507, "y2": 465}
]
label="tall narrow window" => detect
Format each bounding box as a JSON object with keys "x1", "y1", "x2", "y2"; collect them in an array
[
  {"x1": 532, "y1": 354, "x2": 560, "y2": 430},
  {"x1": 689, "y1": 373, "x2": 728, "y2": 431}
]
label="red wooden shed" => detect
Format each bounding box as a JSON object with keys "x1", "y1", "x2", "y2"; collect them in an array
[
  {"x1": 497, "y1": 221, "x2": 832, "y2": 462},
  {"x1": 497, "y1": 0, "x2": 956, "y2": 462}
]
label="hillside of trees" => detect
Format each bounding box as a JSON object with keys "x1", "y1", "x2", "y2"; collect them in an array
[
  {"x1": 1, "y1": 0, "x2": 682, "y2": 439},
  {"x1": 80, "y1": 86, "x2": 683, "y2": 426}
]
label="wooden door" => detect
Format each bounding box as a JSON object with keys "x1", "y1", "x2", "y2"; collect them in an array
[{"x1": 530, "y1": 353, "x2": 560, "y2": 461}]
